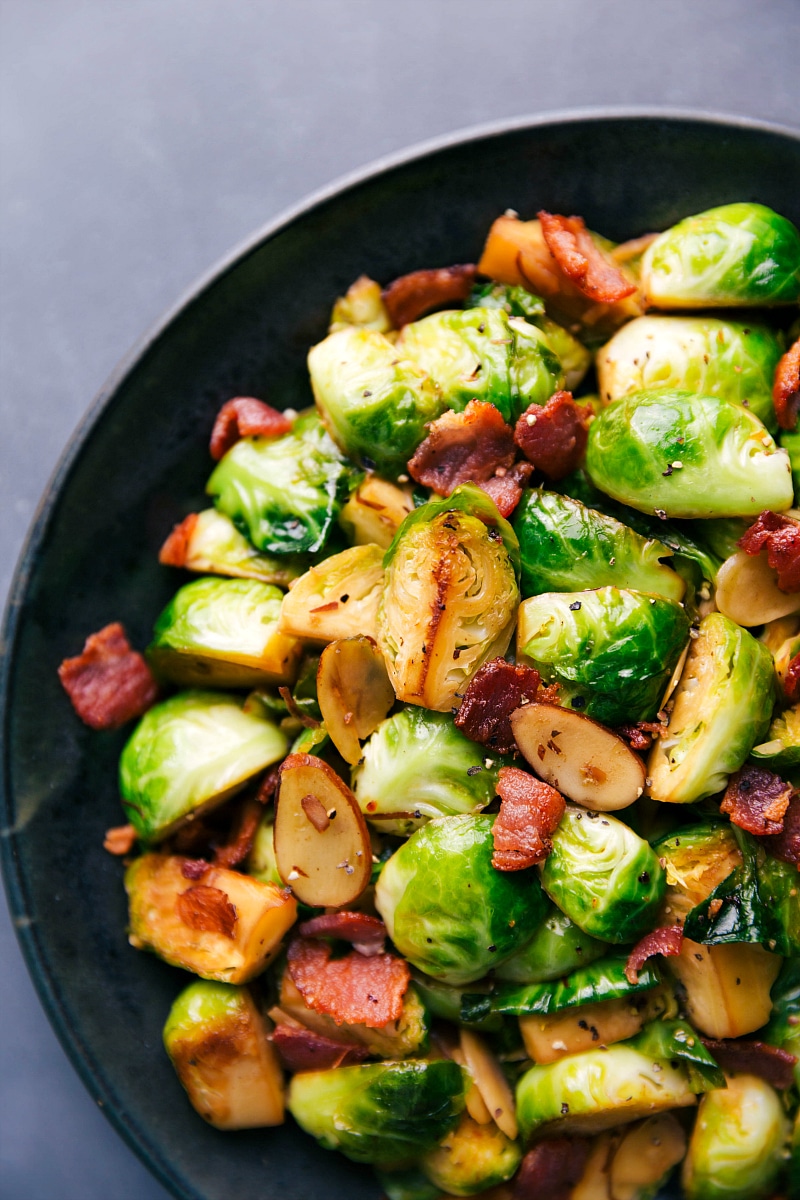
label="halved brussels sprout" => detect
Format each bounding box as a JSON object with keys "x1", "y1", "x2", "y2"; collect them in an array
[
  {"x1": 517, "y1": 587, "x2": 689, "y2": 725},
  {"x1": 308, "y1": 326, "x2": 445, "y2": 477},
  {"x1": 207, "y1": 410, "x2": 350, "y2": 555},
  {"x1": 352, "y1": 706, "x2": 507, "y2": 835},
  {"x1": 374, "y1": 814, "x2": 546, "y2": 985},
  {"x1": 752, "y1": 705, "x2": 800, "y2": 769},
  {"x1": 338, "y1": 475, "x2": 415, "y2": 549},
  {"x1": 641, "y1": 202, "x2": 800, "y2": 307},
  {"x1": 597, "y1": 316, "x2": 785, "y2": 431},
  {"x1": 119, "y1": 690, "x2": 287, "y2": 841},
  {"x1": 329, "y1": 274, "x2": 391, "y2": 333},
  {"x1": 494, "y1": 904, "x2": 606, "y2": 984},
  {"x1": 278, "y1": 543, "x2": 384, "y2": 644},
  {"x1": 513, "y1": 489, "x2": 685, "y2": 602},
  {"x1": 585, "y1": 390, "x2": 793, "y2": 519},
  {"x1": 395, "y1": 307, "x2": 563, "y2": 424},
  {"x1": 163, "y1": 980, "x2": 284, "y2": 1129},
  {"x1": 682, "y1": 1075, "x2": 789, "y2": 1200},
  {"x1": 287, "y1": 1059, "x2": 466, "y2": 1166},
  {"x1": 420, "y1": 1111, "x2": 521, "y2": 1196},
  {"x1": 648, "y1": 614, "x2": 774, "y2": 804},
  {"x1": 164, "y1": 508, "x2": 308, "y2": 585},
  {"x1": 378, "y1": 485, "x2": 519, "y2": 712},
  {"x1": 539, "y1": 806, "x2": 665, "y2": 944}
]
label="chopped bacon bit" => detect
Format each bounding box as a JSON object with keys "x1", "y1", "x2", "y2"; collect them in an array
[
  {"x1": 478, "y1": 460, "x2": 534, "y2": 518},
  {"x1": 625, "y1": 925, "x2": 684, "y2": 984},
  {"x1": 213, "y1": 797, "x2": 262, "y2": 869},
  {"x1": 738, "y1": 511, "x2": 800, "y2": 593},
  {"x1": 407, "y1": 400, "x2": 516, "y2": 496},
  {"x1": 181, "y1": 858, "x2": 209, "y2": 880},
  {"x1": 103, "y1": 824, "x2": 137, "y2": 856},
  {"x1": 763, "y1": 792, "x2": 800, "y2": 866},
  {"x1": 298, "y1": 912, "x2": 387, "y2": 956},
  {"x1": 158, "y1": 514, "x2": 198, "y2": 567},
  {"x1": 270, "y1": 1022, "x2": 369, "y2": 1072},
  {"x1": 176, "y1": 885, "x2": 237, "y2": 939},
  {"x1": 700, "y1": 1038, "x2": 798, "y2": 1090},
  {"x1": 58, "y1": 622, "x2": 159, "y2": 731},
  {"x1": 454, "y1": 658, "x2": 541, "y2": 755},
  {"x1": 382, "y1": 264, "x2": 477, "y2": 328},
  {"x1": 720, "y1": 765, "x2": 793, "y2": 836},
  {"x1": 255, "y1": 765, "x2": 281, "y2": 805},
  {"x1": 278, "y1": 686, "x2": 321, "y2": 728},
  {"x1": 784, "y1": 651, "x2": 800, "y2": 704},
  {"x1": 287, "y1": 936, "x2": 410, "y2": 1028},
  {"x1": 538, "y1": 211, "x2": 637, "y2": 304},
  {"x1": 616, "y1": 719, "x2": 668, "y2": 752},
  {"x1": 209, "y1": 397, "x2": 292, "y2": 460},
  {"x1": 514, "y1": 391, "x2": 592, "y2": 482},
  {"x1": 492, "y1": 767, "x2": 565, "y2": 871},
  {"x1": 513, "y1": 1137, "x2": 592, "y2": 1200},
  {"x1": 773, "y1": 337, "x2": 800, "y2": 431}
]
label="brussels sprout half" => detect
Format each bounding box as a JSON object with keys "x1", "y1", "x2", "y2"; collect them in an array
[
  {"x1": 167, "y1": 508, "x2": 308, "y2": 585},
  {"x1": 419, "y1": 1112, "x2": 521, "y2": 1196},
  {"x1": 494, "y1": 903, "x2": 606, "y2": 984},
  {"x1": 374, "y1": 814, "x2": 546, "y2": 985},
  {"x1": 586, "y1": 390, "x2": 793, "y2": 519}
]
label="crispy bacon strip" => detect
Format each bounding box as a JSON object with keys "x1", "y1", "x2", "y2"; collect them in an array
[
  {"x1": 103, "y1": 824, "x2": 137, "y2": 856},
  {"x1": 513, "y1": 1138, "x2": 592, "y2": 1200},
  {"x1": 287, "y1": 937, "x2": 410, "y2": 1028},
  {"x1": 738, "y1": 511, "x2": 800, "y2": 593},
  {"x1": 158, "y1": 513, "x2": 198, "y2": 567},
  {"x1": 176, "y1": 884, "x2": 237, "y2": 939},
  {"x1": 700, "y1": 1038, "x2": 797, "y2": 1090},
  {"x1": 492, "y1": 767, "x2": 565, "y2": 871},
  {"x1": 616, "y1": 719, "x2": 668, "y2": 752},
  {"x1": 298, "y1": 912, "x2": 387, "y2": 956},
  {"x1": 720, "y1": 764, "x2": 793, "y2": 836},
  {"x1": 773, "y1": 337, "x2": 800, "y2": 431},
  {"x1": 407, "y1": 400, "x2": 516, "y2": 495},
  {"x1": 213, "y1": 797, "x2": 262, "y2": 869},
  {"x1": 181, "y1": 859, "x2": 209, "y2": 881},
  {"x1": 478, "y1": 460, "x2": 533, "y2": 518},
  {"x1": 764, "y1": 792, "x2": 800, "y2": 866},
  {"x1": 270, "y1": 1022, "x2": 369, "y2": 1072},
  {"x1": 538, "y1": 211, "x2": 637, "y2": 304},
  {"x1": 209, "y1": 397, "x2": 292, "y2": 461},
  {"x1": 784, "y1": 651, "x2": 800, "y2": 704},
  {"x1": 454, "y1": 658, "x2": 541, "y2": 755},
  {"x1": 58, "y1": 622, "x2": 159, "y2": 731},
  {"x1": 382, "y1": 264, "x2": 477, "y2": 328},
  {"x1": 255, "y1": 764, "x2": 281, "y2": 805},
  {"x1": 514, "y1": 391, "x2": 592, "y2": 481},
  {"x1": 625, "y1": 925, "x2": 684, "y2": 984}
]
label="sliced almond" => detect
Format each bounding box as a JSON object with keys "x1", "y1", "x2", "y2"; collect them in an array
[
  {"x1": 445, "y1": 1044, "x2": 493, "y2": 1125},
  {"x1": 275, "y1": 754, "x2": 371, "y2": 907},
  {"x1": 316, "y1": 636, "x2": 395, "y2": 765},
  {"x1": 609, "y1": 1114, "x2": 686, "y2": 1200},
  {"x1": 715, "y1": 548, "x2": 800, "y2": 627},
  {"x1": 510, "y1": 702, "x2": 645, "y2": 812},
  {"x1": 459, "y1": 1029, "x2": 517, "y2": 1141}
]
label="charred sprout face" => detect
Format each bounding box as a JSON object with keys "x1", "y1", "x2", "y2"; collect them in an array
[
  {"x1": 585, "y1": 390, "x2": 793, "y2": 518},
  {"x1": 641, "y1": 202, "x2": 800, "y2": 307},
  {"x1": 378, "y1": 485, "x2": 519, "y2": 712},
  {"x1": 419, "y1": 1112, "x2": 521, "y2": 1196},
  {"x1": 374, "y1": 814, "x2": 546, "y2": 984},
  {"x1": 494, "y1": 904, "x2": 606, "y2": 984}
]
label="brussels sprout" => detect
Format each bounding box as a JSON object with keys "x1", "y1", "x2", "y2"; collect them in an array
[
  {"x1": 648, "y1": 614, "x2": 774, "y2": 804},
  {"x1": 410, "y1": 974, "x2": 503, "y2": 1033},
  {"x1": 763, "y1": 959, "x2": 800, "y2": 1088},
  {"x1": 780, "y1": 428, "x2": 800, "y2": 502},
  {"x1": 656, "y1": 822, "x2": 741, "y2": 920},
  {"x1": 287, "y1": 1059, "x2": 466, "y2": 1166},
  {"x1": 395, "y1": 307, "x2": 563, "y2": 424},
  {"x1": 479, "y1": 953, "x2": 662, "y2": 1019},
  {"x1": 517, "y1": 588, "x2": 690, "y2": 724},
  {"x1": 597, "y1": 316, "x2": 785, "y2": 431},
  {"x1": 329, "y1": 274, "x2": 391, "y2": 333},
  {"x1": 278, "y1": 543, "x2": 384, "y2": 644},
  {"x1": 165, "y1": 508, "x2": 308, "y2": 585},
  {"x1": 308, "y1": 326, "x2": 445, "y2": 476},
  {"x1": 338, "y1": 475, "x2": 415, "y2": 549},
  {"x1": 539, "y1": 806, "x2": 665, "y2": 944},
  {"x1": 247, "y1": 808, "x2": 282, "y2": 888},
  {"x1": 513, "y1": 489, "x2": 686, "y2": 602},
  {"x1": 682, "y1": 1075, "x2": 789, "y2": 1200},
  {"x1": 757, "y1": 850, "x2": 800, "y2": 956},
  {"x1": 630, "y1": 1019, "x2": 726, "y2": 1093},
  {"x1": 419, "y1": 1112, "x2": 521, "y2": 1196},
  {"x1": 374, "y1": 814, "x2": 546, "y2": 985},
  {"x1": 641, "y1": 202, "x2": 800, "y2": 307},
  {"x1": 494, "y1": 904, "x2": 606, "y2": 984},
  {"x1": 379, "y1": 485, "x2": 519, "y2": 712},
  {"x1": 751, "y1": 705, "x2": 800, "y2": 769},
  {"x1": 163, "y1": 980, "x2": 284, "y2": 1129},
  {"x1": 691, "y1": 516, "x2": 751, "y2": 563},
  {"x1": 207, "y1": 411, "x2": 350, "y2": 555},
  {"x1": 119, "y1": 690, "x2": 287, "y2": 841},
  {"x1": 585, "y1": 390, "x2": 793, "y2": 519},
  {"x1": 352, "y1": 706, "x2": 508, "y2": 835},
  {"x1": 147, "y1": 577, "x2": 302, "y2": 689}
]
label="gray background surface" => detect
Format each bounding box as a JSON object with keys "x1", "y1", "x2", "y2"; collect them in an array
[{"x1": 1, "y1": 1, "x2": 798, "y2": 1197}]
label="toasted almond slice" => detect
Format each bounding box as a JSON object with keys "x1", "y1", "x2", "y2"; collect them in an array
[
  {"x1": 609, "y1": 1113, "x2": 686, "y2": 1200},
  {"x1": 316, "y1": 636, "x2": 395, "y2": 765},
  {"x1": 459, "y1": 1029, "x2": 517, "y2": 1141},
  {"x1": 275, "y1": 754, "x2": 371, "y2": 907},
  {"x1": 510, "y1": 702, "x2": 645, "y2": 812},
  {"x1": 715, "y1": 549, "x2": 800, "y2": 627}
]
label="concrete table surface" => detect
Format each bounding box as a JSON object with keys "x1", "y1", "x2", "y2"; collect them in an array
[{"x1": 1, "y1": 2, "x2": 798, "y2": 1197}]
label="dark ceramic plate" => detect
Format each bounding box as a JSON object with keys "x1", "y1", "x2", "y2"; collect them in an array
[{"x1": 3, "y1": 111, "x2": 799, "y2": 1200}]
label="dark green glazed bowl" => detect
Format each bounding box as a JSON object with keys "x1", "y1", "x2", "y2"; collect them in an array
[{"x1": 2, "y1": 111, "x2": 799, "y2": 1200}]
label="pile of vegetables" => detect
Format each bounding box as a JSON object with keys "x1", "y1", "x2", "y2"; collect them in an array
[{"x1": 59, "y1": 201, "x2": 800, "y2": 1200}]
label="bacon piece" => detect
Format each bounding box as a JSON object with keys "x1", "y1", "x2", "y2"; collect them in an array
[
  {"x1": 700, "y1": 1038, "x2": 797, "y2": 1090},
  {"x1": 454, "y1": 658, "x2": 541, "y2": 755},
  {"x1": 407, "y1": 400, "x2": 516, "y2": 495},
  {"x1": 209, "y1": 397, "x2": 292, "y2": 461},
  {"x1": 784, "y1": 651, "x2": 800, "y2": 704},
  {"x1": 270, "y1": 1022, "x2": 369, "y2": 1072},
  {"x1": 382, "y1": 264, "x2": 477, "y2": 328},
  {"x1": 625, "y1": 925, "x2": 683, "y2": 984},
  {"x1": 213, "y1": 797, "x2": 262, "y2": 869},
  {"x1": 720, "y1": 765, "x2": 793, "y2": 836},
  {"x1": 58, "y1": 622, "x2": 159, "y2": 731},
  {"x1": 738, "y1": 511, "x2": 800, "y2": 593},
  {"x1": 287, "y1": 936, "x2": 409, "y2": 1028},
  {"x1": 763, "y1": 792, "x2": 800, "y2": 865},
  {"x1": 513, "y1": 1138, "x2": 592, "y2": 1200},
  {"x1": 538, "y1": 211, "x2": 637, "y2": 304},
  {"x1": 158, "y1": 513, "x2": 198, "y2": 567},
  {"x1": 616, "y1": 719, "x2": 668, "y2": 752},
  {"x1": 773, "y1": 337, "x2": 800, "y2": 431},
  {"x1": 298, "y1": 912, "x2": 387, "y2": 956},
  {"x1": 478, "y1": 461, "x2": 533, "y2": 518},
  {"x1": 176, "y1": 884, "x2": 237, "y2": 939},
  {"x1": 492, "y1": 767, "x2": 565, "y2": 871},
  {"x1": 181, "y1": 859, "x2": 210, "y2": 881},
  {"x1": 103, "y1": 824, "x2": 137, "y2": 856},
  {"x1": 514, "y1": 392, "x2": 592, "y2": 482}
]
